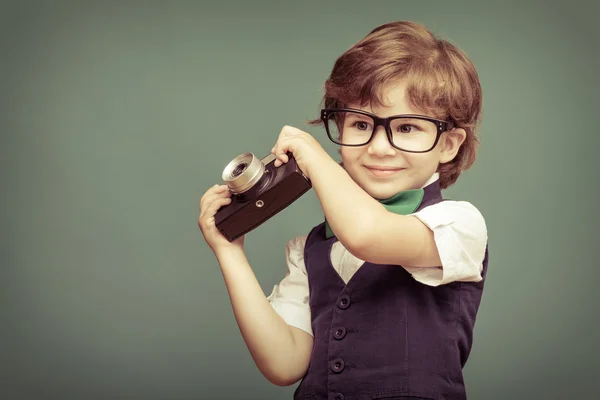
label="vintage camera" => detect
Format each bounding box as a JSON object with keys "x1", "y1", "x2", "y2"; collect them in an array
[{"x1": 214, "y1": 152, "x2": 312, "y2": 241}]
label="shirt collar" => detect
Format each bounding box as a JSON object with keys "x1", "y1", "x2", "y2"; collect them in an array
[{"x1": 421, "y1": 172, "x2": 439, "y2": 188}]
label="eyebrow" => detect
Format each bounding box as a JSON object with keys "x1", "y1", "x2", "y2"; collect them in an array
[{"x1": 346, "y1": 108, "x2": 435, "y2": 120}]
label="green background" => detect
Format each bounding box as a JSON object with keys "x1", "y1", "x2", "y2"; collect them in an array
[{"x1": 1, "y1": 0, "x2": 598, "y2": 399}]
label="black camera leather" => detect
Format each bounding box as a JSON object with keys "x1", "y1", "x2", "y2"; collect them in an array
[{"x1": 214, "y1": 154, "x2": 312, "y2": 241}]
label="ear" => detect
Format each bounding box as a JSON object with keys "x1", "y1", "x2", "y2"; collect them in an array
[{"x1": 439, "y1": 127, "x2": 466, "y2": 164}]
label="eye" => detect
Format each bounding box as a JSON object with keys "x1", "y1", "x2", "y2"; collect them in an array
[
  {"x1": 355, "y1": 121, "x2": 370, "y2": 131},
  {"x1": 397, "y1": 124, "x2": 418, "y2": 133}
]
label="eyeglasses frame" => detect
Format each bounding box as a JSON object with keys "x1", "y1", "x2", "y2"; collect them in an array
[{"x1": 320, "y1": 108, "x2": 455, "y2": 153}]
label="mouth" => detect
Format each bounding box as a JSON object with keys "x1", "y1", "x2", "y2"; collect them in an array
[{"x1": 364, "y1": 165, "x2": 405, "y2": 177}]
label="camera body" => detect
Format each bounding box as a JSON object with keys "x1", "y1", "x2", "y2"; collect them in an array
[{"x1": 214, "y1": 152, "x2": 312, "y2": 242}]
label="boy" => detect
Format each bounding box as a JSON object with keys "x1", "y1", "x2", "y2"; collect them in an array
[{"x1": 199, "y1": 21, "x2": 488, "y2": 400}]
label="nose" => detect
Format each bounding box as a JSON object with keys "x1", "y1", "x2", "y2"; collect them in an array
[{"x1": 367, "y1": 127, "x2": 396, "y2": 157}]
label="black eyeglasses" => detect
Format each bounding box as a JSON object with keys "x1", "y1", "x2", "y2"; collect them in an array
[{"x1": 321, "y1": 108, "x2": 455, "y2": 153}]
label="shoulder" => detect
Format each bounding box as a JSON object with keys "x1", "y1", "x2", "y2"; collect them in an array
[
  {"x1": 408, "y1": 200, "x2": 488, "y2": 286},
  {"x1": 269, "y1": 235, "x2": 313, "y2": 337},
  {"x1": 285, "y1": 235, "x2": 307, "y2": 252},
  {"x1": 285, "y1": 235, "x2": 308, "y2": 270},
  {"x1": 413, "y1": 200, "x2": 487, "y2": 237}
]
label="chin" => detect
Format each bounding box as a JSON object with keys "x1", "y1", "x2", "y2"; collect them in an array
[{"x1": 362, "y1": 184, "x2": 404, "y2": 200}]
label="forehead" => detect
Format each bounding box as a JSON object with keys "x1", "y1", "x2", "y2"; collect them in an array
[{"x1": 346, "y1": 79, "x2": 423, "y2": 117}]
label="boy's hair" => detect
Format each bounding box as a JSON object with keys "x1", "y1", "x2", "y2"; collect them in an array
[{"x1": 309, "y1": 21, "x2": 483, "y2": 189}]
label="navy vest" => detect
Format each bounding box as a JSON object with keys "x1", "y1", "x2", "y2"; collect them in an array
[{"x1": 293, "y1": 180, "x2": 489, "y2": 400}]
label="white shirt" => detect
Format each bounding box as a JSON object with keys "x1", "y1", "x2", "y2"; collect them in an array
[{"x1": 266, "y1": 173, "x2": 488, "y2": 337}]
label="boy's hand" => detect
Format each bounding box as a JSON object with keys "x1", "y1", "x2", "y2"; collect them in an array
[
  {"x1": 198, "y1": 184, "x2": 244, "y2": 253},
  {"x1": 271, "y1": 125, "x2": 331, "y2": 179}
]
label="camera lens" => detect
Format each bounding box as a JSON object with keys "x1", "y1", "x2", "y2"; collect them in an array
[
  {"x1": 222, "y1": 153, "x2": 265, "y2": 194},
  {"x1": 231, "y1": 163, "x2": 247, "y2": 178}
]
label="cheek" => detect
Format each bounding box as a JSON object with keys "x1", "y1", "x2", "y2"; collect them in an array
[
  {"x1": 404, "y1": 153, "x2": 433, "y2": 169},
  {"x1": 340, "y1": 147, "x2": 359, "y2": 164},
  {"x1": 403, "y1": 153, "x2": 419, "y2": 167}
]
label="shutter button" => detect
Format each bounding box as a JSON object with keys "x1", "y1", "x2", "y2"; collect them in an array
[
  {"x1": 338, "y1": 295, "x2": 351, "y2": 309},
  {"x1": 333, "y1": 327, "x2": 346, "y2": 340},
  {"x1": 330, "y1": 358, "x2": 345, "y2": 373}
]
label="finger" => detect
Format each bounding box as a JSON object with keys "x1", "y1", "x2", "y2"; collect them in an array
[
  {"x1": 273, "y1": 152, "x2": 289, "y2": 167},
  {"x1": 276, "y1": 125, "x2": 291, "y2": 142},
  {"x1": 277, "y1": 152, "x2": 290, "y2": 164},
  {"x1": 200, "y1": 184, "x2": 229, "y2": 210},
  {"x1": 200, "y1": 196, "x2": 232, "y2": 224},
  {"x1": 273, "y1": 136, "x2": 296, "y2": 167},
  {"x1": 200, "y1": 189, "x2": 231, "y2": 215},
  {"x1": 273, "y1": 153, "x2": 287, "y2": 167},
  {"x1": 200, "y1": 188, "x2": 231, "y2": 215},
  {"x1": 200, "y1": 184, "x2": 221, "y2": 205},
  {"x1": 277, "y1": 125, "x2": 303, "y2": 140},
  {"x1": 273, "y1": 125, "x2": 298, "y2": 156}
]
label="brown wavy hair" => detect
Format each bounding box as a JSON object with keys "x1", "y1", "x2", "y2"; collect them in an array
[{"x1": 308, "y1": 21, "x2": 483, "y2": 189}]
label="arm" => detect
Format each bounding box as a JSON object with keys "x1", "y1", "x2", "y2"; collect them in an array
[
  {"x1": 270, "y1": 126, "x2": 445, "y2": 268},
  {"x1": 310, "y1": 161, "x2": 488, "y2": 272},
  {"x1": 198, "y1": 184, "x2": 313, "y2": 386},
  {"x1": 215, "y1": 247, "x2": 313, "y2": 386},
  {"x1": 306, "y1": 157, "x2": 439, "y2": 267}
]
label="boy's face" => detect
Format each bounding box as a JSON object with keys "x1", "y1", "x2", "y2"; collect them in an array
[{"x1": 340, "y1": 79, "x2": 466, "y2": 199}]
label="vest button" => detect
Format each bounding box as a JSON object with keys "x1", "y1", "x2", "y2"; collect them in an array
[
  {"x1": 337, "y1": 295, "x2": 351, "y2": 309},
  {"x1": 330, "y1": 358, "x2": 345, "y2": 373},
  {"x1": 333, "y1": 327, "x2": 346, "y2": 340},
  {"x1": 331, "y1": 393, "x2": 345, "y2": 400}
]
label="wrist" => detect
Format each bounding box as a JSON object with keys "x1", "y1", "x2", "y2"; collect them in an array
[
  {"x1": 305, "y1": 152, "x2": 336, "y2": 180},
  {"x1": 308, "y1": 155, "x2": 341, "y2": 182},
  {"x1": 214, "y1": 244, "x2": 246, "y2": 264}
]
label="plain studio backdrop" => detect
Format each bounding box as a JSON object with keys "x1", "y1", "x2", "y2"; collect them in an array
[{"x1": 1, "y1": 1, "x2": 598, "y2": 399}]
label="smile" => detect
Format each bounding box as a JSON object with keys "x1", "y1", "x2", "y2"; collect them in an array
[{"x1": 364, "y1": 165, "x2": 405, "y2": 177}]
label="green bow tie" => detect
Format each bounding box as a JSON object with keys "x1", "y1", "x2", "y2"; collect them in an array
[{"x1": 324, "y1": 188, "x2": 425, "y2": 239}]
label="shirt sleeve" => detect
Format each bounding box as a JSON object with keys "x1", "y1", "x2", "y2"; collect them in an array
[
  {"x1": 407, "y1": 200, "x2": 488, "y2": 286},
  {"x1": 266, "y1": 235, "x2": 313, "y2": 337}
]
